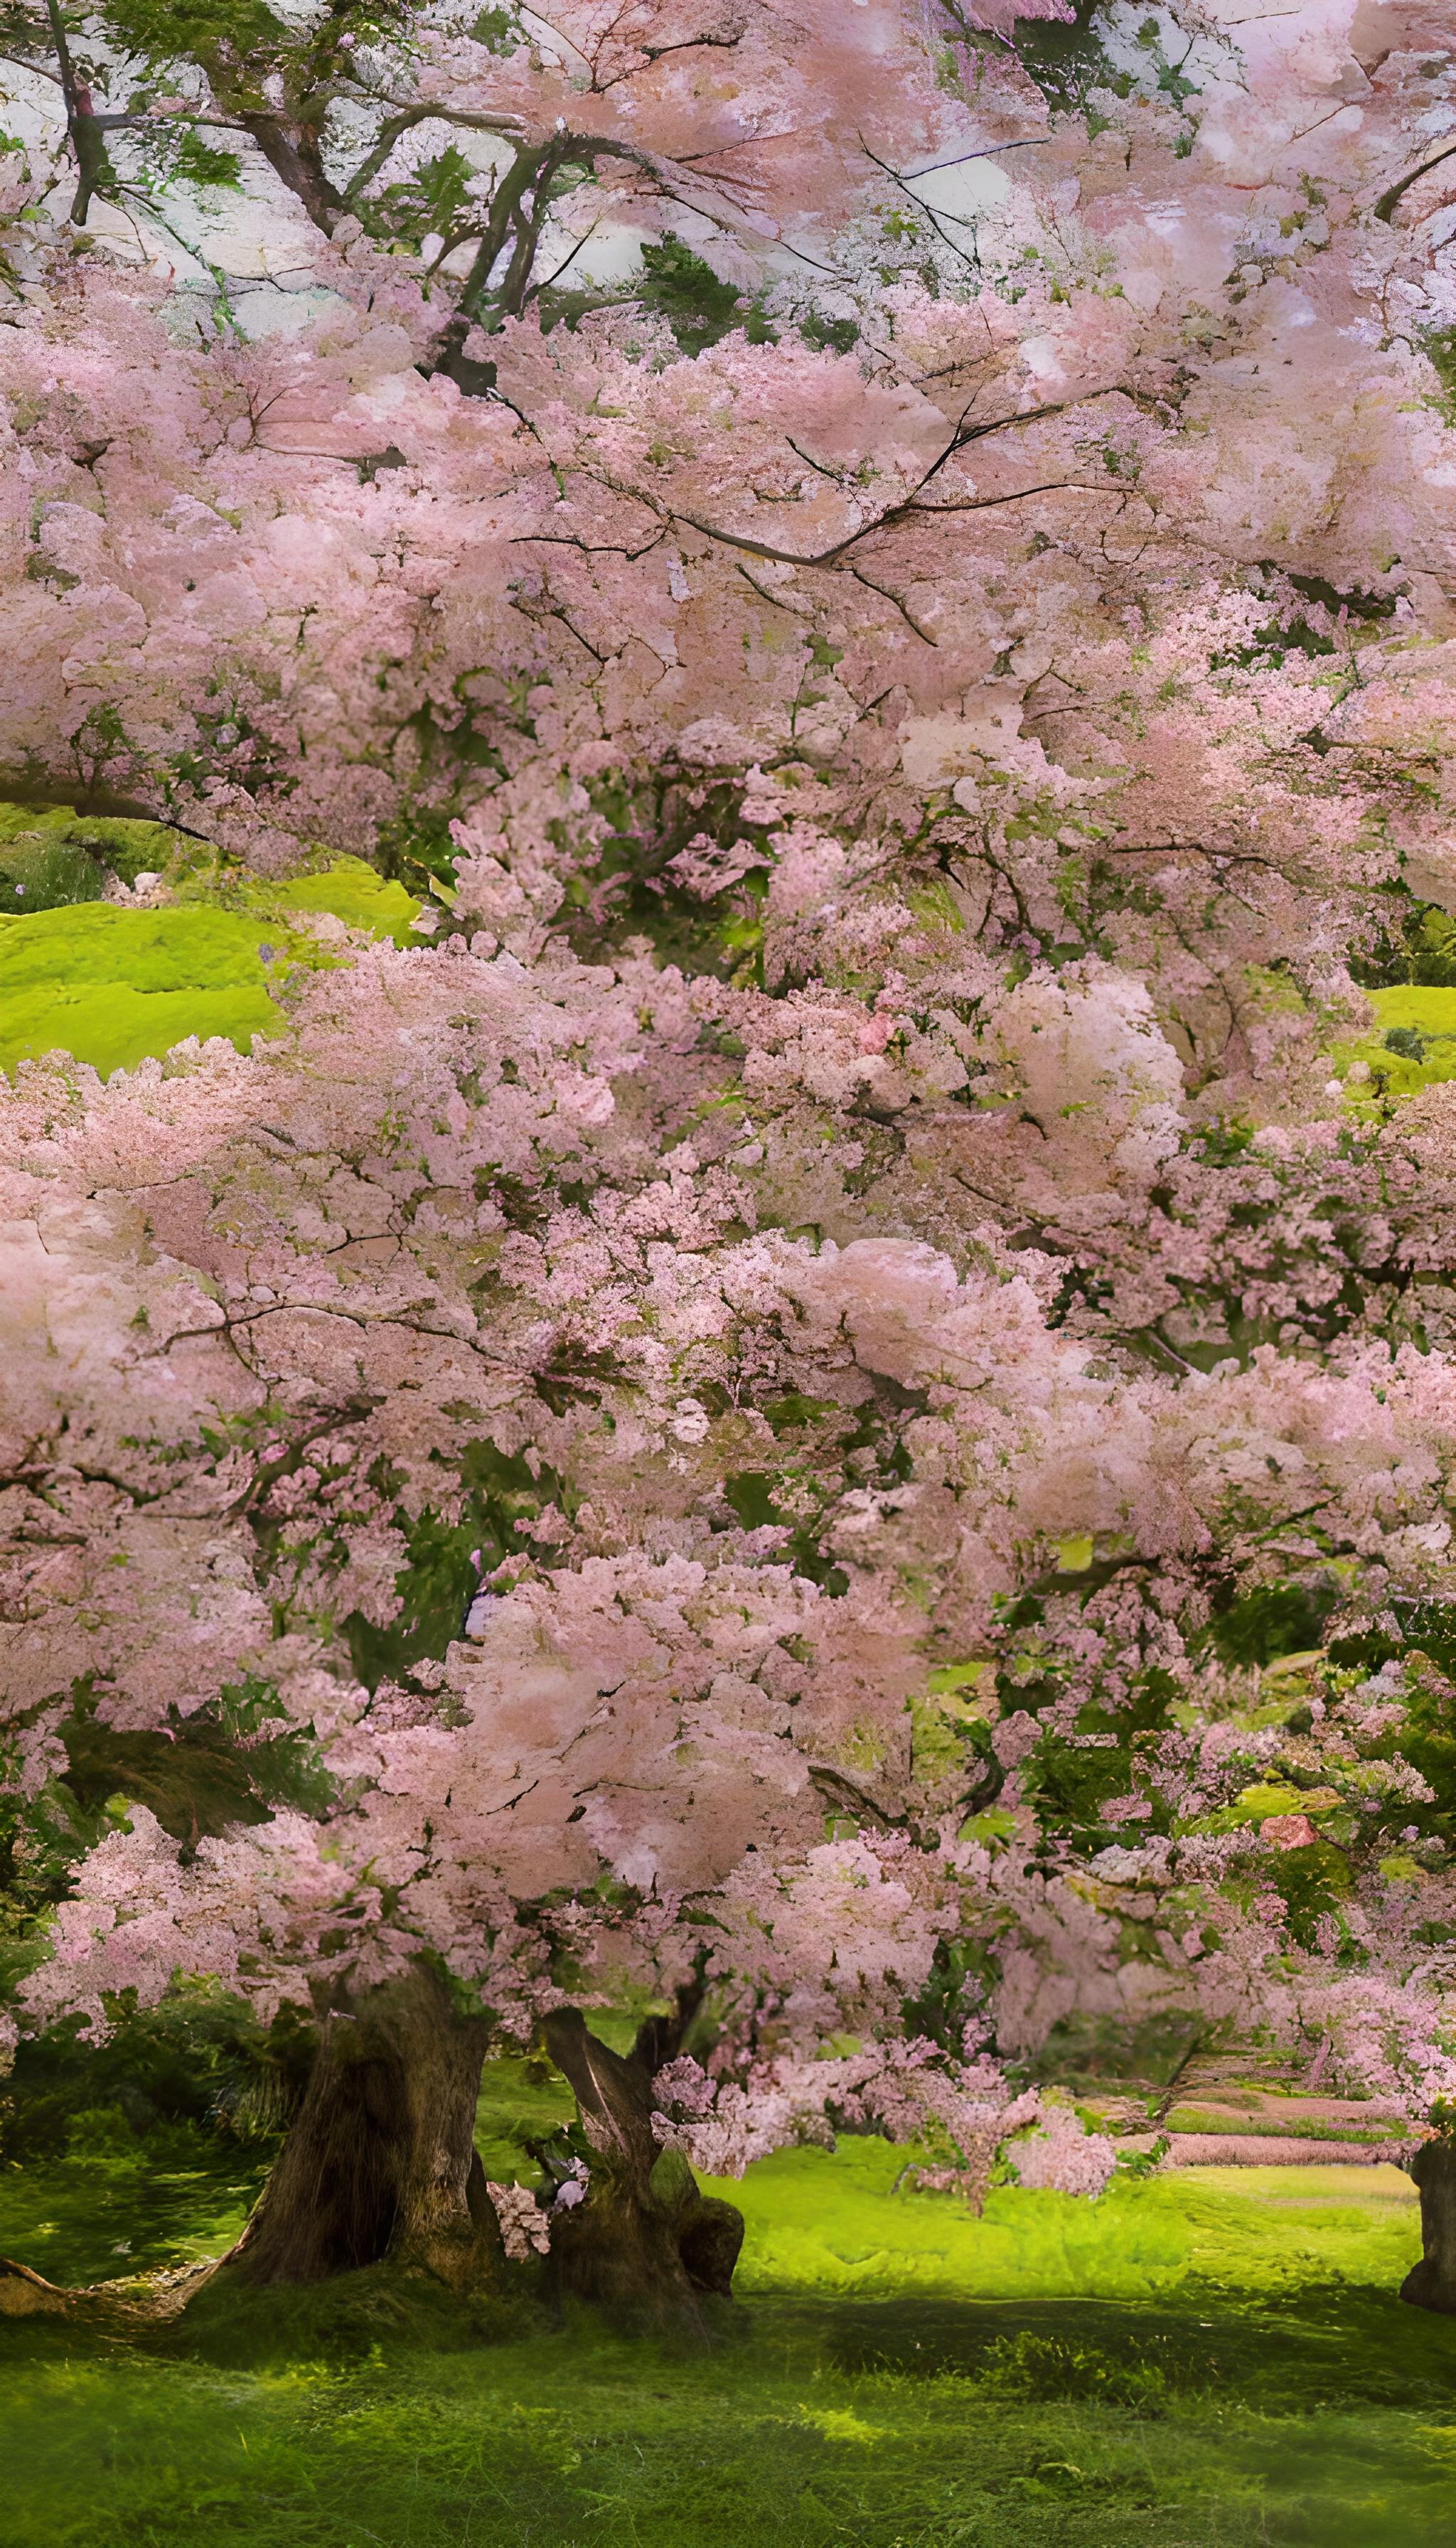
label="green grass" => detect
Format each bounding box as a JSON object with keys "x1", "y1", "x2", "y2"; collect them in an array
[
  {"x1": 1332, "y1": 985, "x2": 1456, "y2": 1106},
  {"x1": 0, "y1": 2104, "x2": 271, "y2": 2287},
  {"x1": 269, "y1": 860, "x2": 420, "y2": 945},
  {"x1": 1, "y1": 2095, "x2": 1448, "y2": 2547},
  {"x1": 697, "y1": 2141, "x2": 1423, "y2": 2305},
  {"x1": 6, "y1": 2293, "x2": 1456, "y2": 2548},
  {"x1": 0, "y1": 904, "x2": 292, "y2": 1080},
  {"x1": 0, "y1": 857, "x2": 421, "y2": 1081}
]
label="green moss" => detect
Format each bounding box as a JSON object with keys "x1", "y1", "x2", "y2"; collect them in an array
[
  {"x1": 0, "y1": 801, "x2": 193, "y2": 887},
  {"x1": 1333, "y1": 985, "x2": 1456, "y2": 1105},
  {"x1": 0, "y1": 904, "x2": 291, "y2": 1079},
  {"x1": 1194, "y1": 1779, "x2": 1313, "y2": 1829},
  {"x1": 271, "y1": 854, "x2": 422, "y2": 948},
  {"x1": 0, "y1": 857, "x2": 422, "y2": 1081}
]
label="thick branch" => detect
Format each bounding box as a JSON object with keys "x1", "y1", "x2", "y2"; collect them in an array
[
  {"x1": 240, "y1": 109, "x2": 348, "y2": 235},
  {"x1": 45, "y1": 0, "x2": 114, "y2": 223},
  {"x1": 1374, "y1": 139, "x2": 1456, "y2": 224}
]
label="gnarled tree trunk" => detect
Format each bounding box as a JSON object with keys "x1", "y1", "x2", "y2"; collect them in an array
[
  {"x1": 1402, "y1": 2138, "x2": 1456, "y2": 2313},
  {"x1": 542, "y1": 2007, "x2": 743, "y2": 2322},
  {"x1": 224, "y1": 1961, "x2": 500, "y2": 2291}
]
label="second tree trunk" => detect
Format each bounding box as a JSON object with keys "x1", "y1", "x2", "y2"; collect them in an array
[
  {"x1": 1402, "y1": 2137, "x2": 1456, "y2": 2313},
  {"x1": 542, "y1": 2007, "x2": 744, "y2": 2319}
]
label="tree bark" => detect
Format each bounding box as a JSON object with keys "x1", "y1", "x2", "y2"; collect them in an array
[
  {"x1": 1401, "y1": 2138, "x2": 1456, "y2": 2313},
  {"x1": 223, "y1": 1961, "x2": 500, "y2": 2291},
  {"x1": 541, "y1": 2006, "x2": 744, "y2": 2321},
  {"x1": 238, "y1": 112, "x2": 347, "y2": 236}
]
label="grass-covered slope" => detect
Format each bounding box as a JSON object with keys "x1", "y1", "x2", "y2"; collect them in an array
[
  {"x1": 0, "y1": 833, "x2": 422, "y2": 1082},
  {"x1": 1332, "y1": 985, "x2": 1456, "y2": 1105},
  {"x1": 0, "y1": 904, "x2": 291, "y2": 1082}
]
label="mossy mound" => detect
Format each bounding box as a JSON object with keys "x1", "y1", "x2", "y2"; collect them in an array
[
  {"x1": 0, "y1": 904, "x2": 289, "y2": 1080},
  {"x1": 269, "y1": 857, "x2": 421, "y2": 945},
  {"x1": 0, "y1": 904, "x2": 292, "y2": 1081},
  {"x1": 1333, "y1": 985, "x2": 1456, "y2": 1107},
  {"x1": 171, "y1": 2259, "x2": 533, "y2": 2367},
  {"x1": 0, "y1": 852, "x2": 422, "y2": 1082}
]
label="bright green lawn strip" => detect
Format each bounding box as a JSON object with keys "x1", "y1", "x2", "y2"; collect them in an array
[
  {"x1": 1334, "y1": 985, "x2": 1456, "y2": 1105},
  {"x1": 697, "y1": 2138, "x2": 1420, "y2": 2302},
  {"x1": 0, "y1": 905, "x2": 289, "y2": 1081},
  {"x1": 0, "y1": 859, "x2": 421, "y2": 1081}
]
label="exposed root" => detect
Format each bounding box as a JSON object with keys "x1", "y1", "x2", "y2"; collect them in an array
[{"x1": 0, "y1": 2252, "x2": 220, "y2": 2324}]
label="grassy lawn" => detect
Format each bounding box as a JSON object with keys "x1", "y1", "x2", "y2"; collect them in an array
[
  {"x1": 0, "y1": 854, "x2": 420, "y2": 1081},
  {"x1": 1, "y1": 2094, "x2": 1449, "y2": 2548}
]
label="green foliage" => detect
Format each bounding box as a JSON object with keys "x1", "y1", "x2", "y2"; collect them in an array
[
  {"x1": 1010, "y1": 1, "x2": 1204, "y2": 151},
  {"x1": 1312, "y1": 1623, "x2": 1456, "y2": 1835},
  {"x1": 800, "y1": 313, "x2": 860, "y2": 356},
  {"x1": 1378, "y1": 909, "x2": 1456, "y2": 988},
  {"x1": 565, "y1": 768, "x2": 772, "y2": 984},
  {"x1": 722, "y1": 1471, "x2": 850, "y2": 1597},
  {"x1": 53, "y1": 1684, "x2": 335, "y2": 1846},
  {"x1": 634, "y1": 235, "x2": 744, "y2": 356},
  {"x1": 99, "y1": 0, "x2": 293, "y2": 73},
  {"x1": 136, "y1": 118, "x2": 242, "y2": 196},
  {"x1": 1011, "y1": 1, "x2": 1135, "y2": 112},
  {"x1": 376, "y1": 808, "x2": 464, "y2": 896},
  {"x1": 1393, "y1": 1677, "x2": 1456, "y2": 1828},
  {"x1": 1024, "y1": 2009, "x2": 1204, "y2": 2089},
  {"x1": 1421, "y1": 324, "x2": 1456, "y2": 426},
  {"x1": 0, "y1": 1983, "x2": 304, "y2": 2177},
  {"x1": 344, "y1": 1440, "x2": 574, "y2": 1688},
  {"x1": 1260, "y1": 1837, "x2": 1355, "y2": 1949},
  {"x1": 471, "y1": 1, "x2": 523, "y2": 45},
  {"x1": 373, "y1": 143, "x2": 478, "y2": 250},
  {"x1": 1207, "y1": 1578, "x2": 1343, "y2": 1670}
]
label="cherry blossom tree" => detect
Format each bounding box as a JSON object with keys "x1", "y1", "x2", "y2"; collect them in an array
[{"x1": 4, "y1": 0, "x2": 1456, "y2": 2321}]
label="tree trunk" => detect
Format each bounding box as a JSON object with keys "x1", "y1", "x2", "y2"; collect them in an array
[
  {"x1": 224, "y1": 1961, "x2": 500, "y2": 2291},
  {"x1": 541, "y1": 2007, "x2": 744, "y2": 2322},
  {"x1": 1401, "y1": 2138, "x2": 1456, "y2": 2313}
]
